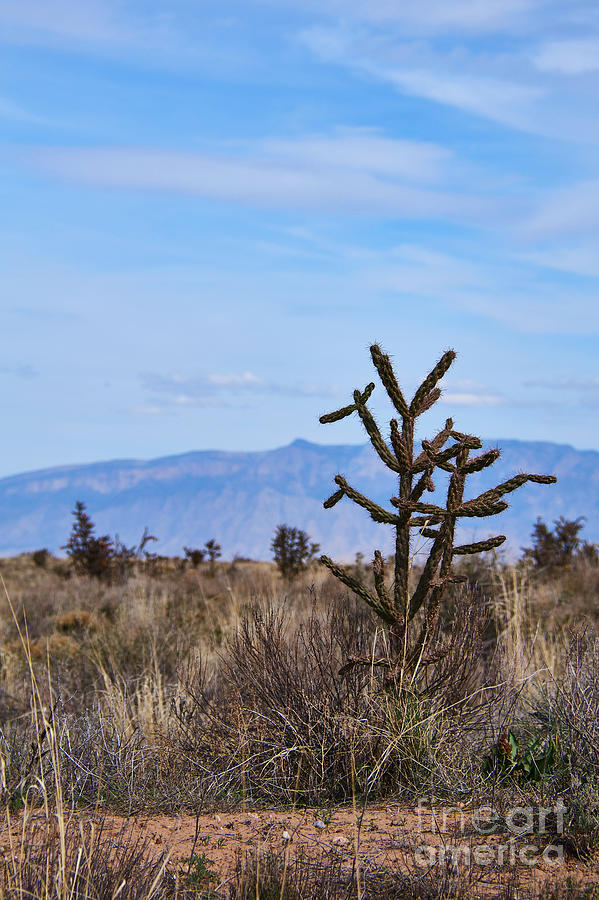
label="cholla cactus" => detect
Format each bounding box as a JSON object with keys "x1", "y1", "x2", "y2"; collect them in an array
[{"x1": 319, "y1": 345, "x2": 556, "y2": 684}]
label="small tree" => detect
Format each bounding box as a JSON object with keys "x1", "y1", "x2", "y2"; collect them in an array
[
  {"x1": 62, "y1": 501, "x2": 114, "y2": 580},
  {"x1": 183, "y1": 546, "x2": 206, "y2": 568},
  {"x1": 523, "y1": 516, "x2": 598, "y2": 570},
  {"x1": 31, "y1": 548, "x2": 51, "y2": 569},
  {"x1": 319, "y1": 344, "x2": 557, "y2": 686},
  {"x1": 204, "y1": 539, "x2": 222, "y2": 576},
  {"x1": 271, "y1": 524, "x2": 320, "y2": 581}
]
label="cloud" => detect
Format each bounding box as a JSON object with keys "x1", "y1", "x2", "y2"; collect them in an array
[
  {"x1": 299, "y1": 26, "x2": 548, "y2": 134},
  {"x1": 29, "y1": 141, "x2": 488, "y2": 221},
  {"x1": 298, "y1": 8, "x2": 599, "y2": 144},
  {"x1": 279, "y1": 0, "x2": 546, "y2": 32},
  {"x1": 521, "y1": 245, "x2": 599, "y2": 279},
  {"x1": 440, "y1": 391, "x2": 503, "y2": 407},
  {"x1": 520, "y1": 179, "x2": 599, "y2": 238},
  {"x1": 0, "y1": 0, "x2": 260, "y2": 76},
  {"x1": 381, "y1": 68, "x2": 543, "y2": 130},
  {"x1": 260, "y1": 128, "x2": 450, "y2": 182},
  {"x1": 525, "y1": 377, "x2": 599, "y2": 390},
  {"x1": 533, "y1": 39, "x2": 599, "y2": 74},
  {"x1": 141, "y1": 371, "x2": 337, "y2": 406},
  {"x1": 522, "y1": 377, "x2": 599, "y2": 409},
  {"x1": 438, "y1": 379, "x2": 504, "y2": 407},
  {"x1": 0, "y1": 0, "x2": 125, "y2": 46}
]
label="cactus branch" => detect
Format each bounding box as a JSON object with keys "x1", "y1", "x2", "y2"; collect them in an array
[
  {"x1": 334, "y1": 476, "x2": 399, "y2": 524},
  {"x1": 319, "y1": 382, "x2": 375, "y2": 424},
  {"x1": 320, "y1": 555, "x2": 395, "y2": 624},
  {"x1": 353, "y1": 391, "x2": 401, "y2": 472},
  {"x1": 370, "y1": 345, "x2": 410, "y2": 417},
  {"x1": 409, "y1": 350, "x2": 456, "y2": 415},
  {"x1": 453, "y1": 535, "x2": 506, "y2": 555}
]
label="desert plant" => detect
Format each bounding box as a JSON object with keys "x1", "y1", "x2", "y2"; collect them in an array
[
  {"x1": 184, "y1": 546, "x2": 206, "y2": 568},
  {"x1": 271, "y1": 524, "x2": 320, "y2": 581},
  {"x1": 61, "y1": 501, "x2": 114, "y2": 580},
  {"x1": 31, "y1": 548, "x2": 51, "y2": 569},
  {"x1": 482, "y1": 726, "x2": 560, "y2": 784},
  {"x1": 319, "y1": 344, "x2": 557, "y2": 686},
  {"x1": 0, "y1": 818, "x2": 174, "y2": 900},
  {"x1": 522, "y1": 516, "x2": 599, "y2": 571},
  {"x1": 204, "y1": 538, "x2": 222, "y2": 576}
]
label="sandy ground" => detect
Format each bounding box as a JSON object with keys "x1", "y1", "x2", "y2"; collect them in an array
[{"x1": 4, "y1": 802, "x2": 595, "y2": 896}]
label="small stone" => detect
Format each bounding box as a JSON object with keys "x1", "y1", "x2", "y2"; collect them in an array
[
  {"x1": 331, "y1": 834, "x2": 349, "y2": 846},
  {"x1": 282, "y1": 831, "x2": 291, "y2": 842},
  {"x1": 314, "y1": 820, "x2": 327, "y2": 830}
]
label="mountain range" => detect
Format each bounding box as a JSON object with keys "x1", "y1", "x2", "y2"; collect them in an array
[{"x1": 0, "y1": 438, "x2": 596, "y2": 561}]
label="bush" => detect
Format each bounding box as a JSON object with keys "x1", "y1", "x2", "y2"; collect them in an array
[
  {"x1": 0, "y1": 818, "x2": 177, "y2": 900},
  {"x1": 61, "y1": 501, "x2": 114, "y2": 580},
  {"x1": 31, "y1": 548, "x2": 51, "y2": 569},
  {"x1": 183, "y1": 546, "x2": 205, "y2": 568},
  {"x1": 522, "y1": 516, "x2": 599, "y2": 572},
  {"x1": 204, "y1": 538, "x2": 222, "y2": 575},
  {"x1": 270, "y1": 524, "x2": 319, "y2": 581}
]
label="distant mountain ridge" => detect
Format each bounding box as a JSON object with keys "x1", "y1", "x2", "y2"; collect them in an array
[{"x1": 0, "y1": 438, "x2": 597, "y2": 560}]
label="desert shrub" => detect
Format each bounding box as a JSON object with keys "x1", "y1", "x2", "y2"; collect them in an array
[
  {"x1": 31, "y1": 548, "x2": 51, "y2": 569},
  {"x1": 173, "y1": 590, "x2": 483, "y2": 806},
  {"x1": 62, "y1": 501, "x2": 114, "y2": 581},
  {"x1": 229, "y1": 846, "x2": 523, "y2": 900},
  {"x1": 547, "y1": 629, "x2": 599, "y2": 858},
  {"x1": 271, "y1": 524, "x2": 320, "y2": 581},
  {"x1": 553, "y1": 629, "x2": 599, "y2": 781},
  {"x1": 205, "y1": 538, "x2": 222, "y2": 576},
  {"x1": 184, "y1": 545, "x2": 205, "y2": 567},
  {"x1": 0, "y1": 818, "x2": 176, "y2": 900},
  {"x1": 522, "y1": 517, "x2": 599, "y2": 572}
]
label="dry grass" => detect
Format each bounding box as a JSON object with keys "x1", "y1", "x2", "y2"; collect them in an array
[{"x1": 0, "y1": 554, "x2": 598, "y2": 897}]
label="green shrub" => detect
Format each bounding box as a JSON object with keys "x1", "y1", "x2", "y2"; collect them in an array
[
  {"x1": 61, "y1": 501, "x2": 114, "y2": 581},
  {"x1": 522, "y1": 516, "x2": 599, "y2": 571},
  {"x1": 270, "y1": 524, "x2": 319, "y2": 581}
]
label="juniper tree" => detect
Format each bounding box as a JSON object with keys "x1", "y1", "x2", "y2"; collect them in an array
[
  {"x1": 271, "y1": 524, "x2": 320, "y2": 581},
  {"x1": 62, "y1": 501, "x2": 114, "y2": 580},
  {"x1": 319, "y1": 345, "x2": 557, "y2": 685}
]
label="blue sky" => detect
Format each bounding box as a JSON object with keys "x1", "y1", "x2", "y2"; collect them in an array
[{"x1": 2, "y1": 0, "x2": 599, "y2": 477}]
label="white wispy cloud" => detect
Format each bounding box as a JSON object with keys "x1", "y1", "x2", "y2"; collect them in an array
[
  {"x1": 299, "y1": 25, "x2": 553, "y2": 135},
  {"x1": 141, "y1": 371, "x2": 337, "y2": 406},
  {"x1": 380, "y1": 68, "x2": 543, "y2": 130},
  {"x1": 520, "y1": 179, "x2": 599, "y2": 238},
  {"x1": 525, "y1": 377, "x2": 599, "y2": 390},
  {"x1": 29, "y1": 141, "x2": 489, "y2": 221},
  {"x1": 0, "y1": 0, "x2": 126, "y2": 45},
  {"x1": 298, "y1": 5, "x2": 599, "y2": 143},
  {"x1": 440, "y1": 391, "x2": 504, "y2": 407},
  {"x1": 438, "y1": 377, "x2": 504, "y2": 407},
  {"x1": 259, "y1": 128, "x2": 450, "y2": 182},
  {"x1": 521, "y1": 245, "x2": 599, "y2": 278},
  {"x1": 533, "y1": 39, "x2": 599, "y2": 74},
  {"x1": 278, "y1": 0, "x2": 547, "y2": 32},
  {"x1": 0, "y1": 0, "x2": 259, "y2": 75},
  {"x1": 522, "y1": 376, "x2": 599, "y2": 408}
]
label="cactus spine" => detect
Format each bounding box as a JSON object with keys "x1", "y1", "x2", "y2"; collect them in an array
[{"x1": 319, "y1": 345, "x2": 557, "y2": 685}]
